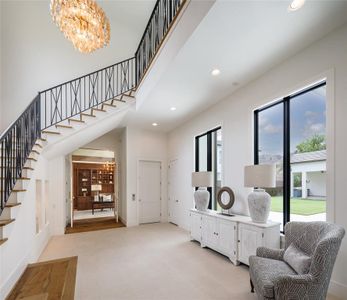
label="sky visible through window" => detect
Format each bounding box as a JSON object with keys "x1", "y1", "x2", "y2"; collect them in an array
[{"x1": 259, "y1": 85, "x2": 326, "y2": 156}]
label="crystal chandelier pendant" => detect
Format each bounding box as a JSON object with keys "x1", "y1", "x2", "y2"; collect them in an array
[{"x1": 50, "y1": 0, "x2": 110, "y2": 53}]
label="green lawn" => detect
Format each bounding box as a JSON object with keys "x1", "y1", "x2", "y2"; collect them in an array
[{"x1": 271, "y1": 196, "x2": 326, "y2": 215}]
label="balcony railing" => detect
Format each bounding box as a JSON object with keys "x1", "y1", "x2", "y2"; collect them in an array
[{"x1": 135, "y1": 0, "x2": 186, "y2": 85}]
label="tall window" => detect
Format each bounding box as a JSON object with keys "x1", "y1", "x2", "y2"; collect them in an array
[
  {"x1": 255, "y1": 82, "x2": 326, "y2": 230},
  {"x1": 195, "y1": 127, "x2": 222, "y2": 211}
]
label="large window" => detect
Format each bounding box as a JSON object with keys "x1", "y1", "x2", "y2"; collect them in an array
[
  {"x1": 195, "y1": 127, "x2": 222, "y2": 211},
  {"x1": 255, "y1": 82, "x2": 326, "y2": 230}
]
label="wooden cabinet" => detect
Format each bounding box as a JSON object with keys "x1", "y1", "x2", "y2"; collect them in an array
[
  {"x1": 190, "y1": 209, "x2": 280, "y2": 266},
  {"x1": 73, "y1": 162, "x2": 115, "y2": 210}
]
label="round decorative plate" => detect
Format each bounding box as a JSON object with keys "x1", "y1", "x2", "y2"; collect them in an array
[{"x1": 217, "y1": 187, "x2": 235, "y2": 210}]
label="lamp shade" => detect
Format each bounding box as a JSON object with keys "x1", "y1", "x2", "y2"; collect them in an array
[
  {"x1": 191, "y1": 172, "x2": 213, "y2": 188},
  {"x1": 91, "y1": 184, "x2": 102, "y2": 192},
  {"x1": 244, "y1": 164, "x2": 276, "y2": 188}
]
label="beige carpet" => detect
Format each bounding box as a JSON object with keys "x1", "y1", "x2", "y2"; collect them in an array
[{"x1": 39, "y1": 223, "x2": 340, "y2": 300}]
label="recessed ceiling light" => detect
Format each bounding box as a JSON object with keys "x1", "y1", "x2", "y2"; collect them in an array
[
  {"x1": 152, "y1": 122, "x2": 158, "y2": 127},
  {"x1": 170, "y1": 107, "x2": 177, "y2": 111},
  {"x1": 211, "y1": 69, "x2": 220, "y2": 76},
  {"x1": 288, "y1": 0, "x2": 305, "y2": 11}
]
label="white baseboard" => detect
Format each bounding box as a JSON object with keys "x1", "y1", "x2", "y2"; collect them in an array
[
  {"x1": 119, "y1": 216, "x2": 127, "y2": 226},
  {"x1": 329, "y1": 280, "x2": 347, "y2": 299}
]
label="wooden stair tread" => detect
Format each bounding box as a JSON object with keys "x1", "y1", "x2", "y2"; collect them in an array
[
  {"x1": 0, "y1": 238, "x2": 8, "y2": 246},
  {"x1": 0, "y1": 177, "x2": 30, "y2": 180},
  {"x1": 42, "y1": 130, "x2": 60, "y2": 135},
  {"x1": 103, "y1": 103, "x2": 117, "y2": 108},
  {"x1": 27, "y1": 157, "x2": 37, "y2": 161},
  {"x1": 38, "y1": 137, "x2": 47, "y2": 142},
  {"x1": 69, "y1": 118, "x2": 85, "y2": 123},
  {"x1": 35, "y1": 143, "x2": 43, "y2": 148},
  {"x1": 81, "y1": 113, "x2": 96, "y2": 118},
  {"x1": 23, "y1": 167, "x2": 34, "y2": 170},
  {"x1": 56, "y1": 124, "x2": 73, "y2": 129},
  {"x1": 0, "y1": 219, "x2": 15, "y2": 227},
  {"x1": 123, "y1": 93, "x2": 135, "y2": 98},
  {"x1": 5, "y1": 202, "x2": 21, "y2": 208},
  {"x1": 31, "y1": 150, "x2": 40, "y2": 154},
  {"x1": 92, "y1": 108, "x2": 106, "y2": 112},
  {"x1": 0, "y1": 189, "x2": 26, "y2": 193}
]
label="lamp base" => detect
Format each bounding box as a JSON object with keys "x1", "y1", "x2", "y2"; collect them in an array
[
  {"x1": 248, "y1": 189, "x2": 271, "y2": 223},
  {"x1": 194, "y1": 188, "x2": 210, "y2": 211}
]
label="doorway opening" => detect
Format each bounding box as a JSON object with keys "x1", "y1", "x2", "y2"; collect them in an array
[{"x1": 67, "y1": 147, "x2": 124, "y2": 233}]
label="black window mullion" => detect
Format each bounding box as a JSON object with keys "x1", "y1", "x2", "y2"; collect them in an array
[
  {"x1": 195, "y1": 136, "x2": 199, "y2": 172},
  {"x1": 207, "y1": 132, "x2": 212, "y2": 209},
  {"x1": 254, "y1": 111, "x2": 259, "y2": 165},
  {"x1": 283, "y1": 97, "x2": 291, "y2": 228}
]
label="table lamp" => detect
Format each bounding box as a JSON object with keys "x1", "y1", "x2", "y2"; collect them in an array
[
  {"x1": 191, "y1": 171, "x2": 213, "y2": 211},
  {"x1": 244, "y1": 164, "x2": 276, "y2": 223}
]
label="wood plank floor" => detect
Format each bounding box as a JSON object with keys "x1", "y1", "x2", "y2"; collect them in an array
[
  {"x1": 6, "y1": 256, "x2": 77, "y2": 300},
  {"x1": 65, "y1": 217, "x2": 125, "y2": 234}
]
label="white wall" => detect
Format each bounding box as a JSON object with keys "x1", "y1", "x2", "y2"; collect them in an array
[
  {"x1": 0, "y1": 0, "x2": 142, "y2": 131},
  {"x1": 168, "y1": 23, "x2": 347, "y2": 297},
  {"x1": 0, "y1": 156, "x2": 51, "y2": 299},
  {"x1": 48, "y1": 156, "x2": 66, "y2": 235},
  {"x1": 125, "y1": 127, "x2": 168, "y2": 226},
  {"x1": 307, "y1": 172, "x2": 326, "y2": 197}
]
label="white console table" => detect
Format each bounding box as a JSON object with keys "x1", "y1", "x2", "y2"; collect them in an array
[{"x1": 190, "y1": 209, "x2": 280, "y2": 265}]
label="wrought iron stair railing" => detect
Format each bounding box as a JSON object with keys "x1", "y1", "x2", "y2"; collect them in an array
[
  {"x1": 0, "y1": 96, "x2": 41, "y2": 212},
  {"x1": 0, "y1": 0, "x2": 186, "y2": 215},
  {"x1": 40, "y1": 57, "x2": 136, "y2": 130}
]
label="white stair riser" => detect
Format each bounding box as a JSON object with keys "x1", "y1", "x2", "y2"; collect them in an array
[
  {"x1": 7, "y1": 192, "x2": 25, "y2": 205},
  {"x1": 0, "y1": 206, "x2": 20, "y2": 221},
  {"x1": 1, "y1": 222, "x2": 14, "y2": 239},
  {"x1": 24, "y1": 160, "x2": 35, "y2": 169},
  {"x1": 29, "y1": 152, "x2": 39, "y2": 160},
  {"x1": 14, "y1": 179, "x2": 28, "y2": 190}
]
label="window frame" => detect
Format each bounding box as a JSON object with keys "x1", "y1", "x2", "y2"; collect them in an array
[
  {"x1": 254, "y1": 81, "x2": 326, "y2": 230},
  {"x1": 195, "y1": 126, "x2": 222, "y2": 210}
]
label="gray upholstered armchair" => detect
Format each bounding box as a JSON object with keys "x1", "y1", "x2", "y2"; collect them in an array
[{"x1": 249, "y1": 221, "x2": 345, "y2": 300}]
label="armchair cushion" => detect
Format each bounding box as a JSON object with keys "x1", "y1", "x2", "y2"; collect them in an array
[
  {"x1": 283, "y1": 243, "x2": 311, "y2": 274},
  {"x1": 249, "y1": 255, "x2": 296, "y2": 299},
  {"x1": 256, "y1": 247, "x2": 285, "y2": 261}
]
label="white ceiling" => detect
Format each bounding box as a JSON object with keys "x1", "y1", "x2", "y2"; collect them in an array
[
  {"x1": 99, "y1": 0, "x2": 156, "y2": 43},
  {"x1": 126, "y1": 0, "x2": 347, "y2": 132}
]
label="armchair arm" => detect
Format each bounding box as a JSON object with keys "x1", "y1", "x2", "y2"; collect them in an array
[
  {"x1": 273, "y1": 274, "x2": 320, "y2": 298},
  {"x1": 256, "y1": 247, "x2": 285, "y2": 261}
]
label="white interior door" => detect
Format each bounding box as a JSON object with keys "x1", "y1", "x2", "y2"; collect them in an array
[
  {"x1": 138, "y1": 160, "x2": 161, "y2": 224},
  {"x1": 168, "y1": 159, "x2": 180, "y2": 225}
]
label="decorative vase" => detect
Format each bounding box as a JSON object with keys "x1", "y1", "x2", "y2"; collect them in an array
[
  {"x1": 248, "y1": 188, "x2": 271, "y2": 223},
  {"x1": 194, "y1": 188, "x2": 210, "y2": 211}
]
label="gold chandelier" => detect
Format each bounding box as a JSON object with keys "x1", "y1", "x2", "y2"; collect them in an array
[{"x1": 50, "y1": 0, "x2": 110, "y2": 53}]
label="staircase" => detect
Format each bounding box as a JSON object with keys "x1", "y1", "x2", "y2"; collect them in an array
[{"x1": 0, "y1": 0, "x2": 187, "y2": 248}]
